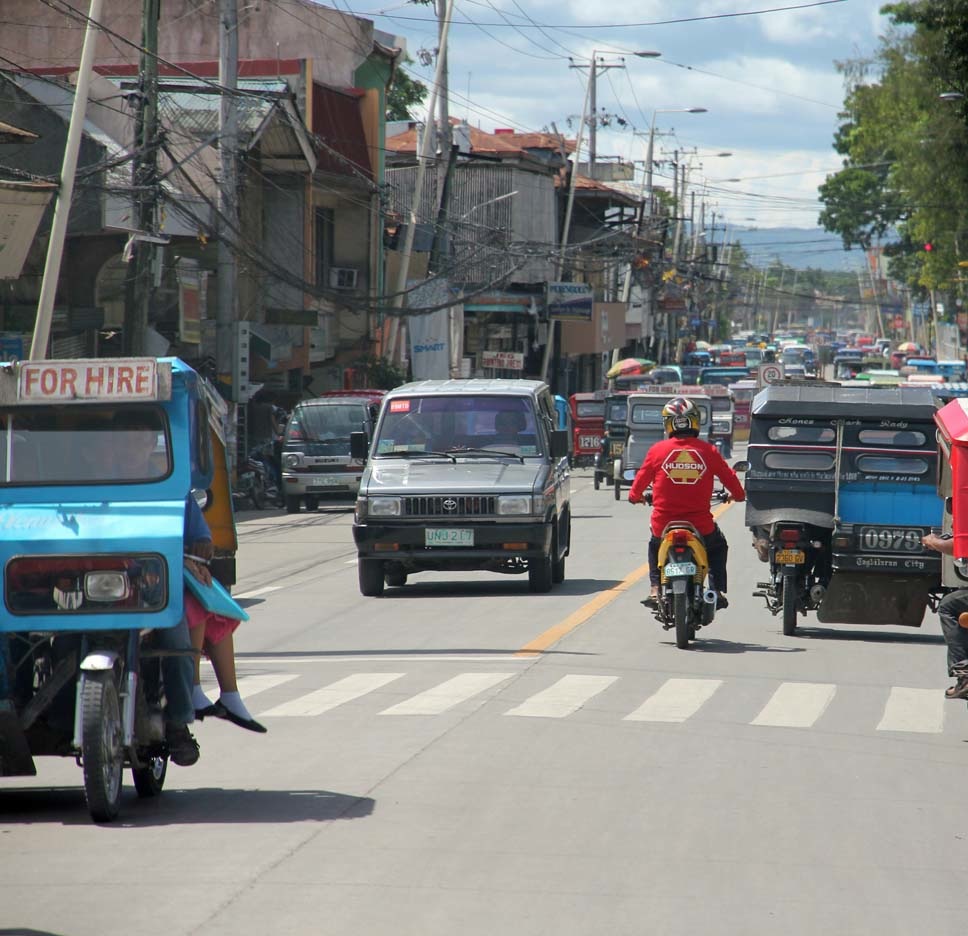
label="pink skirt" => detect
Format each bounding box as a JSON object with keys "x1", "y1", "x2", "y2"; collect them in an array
[{"x1": 184, "y1": 589, "x2": 241, "y2": 647}]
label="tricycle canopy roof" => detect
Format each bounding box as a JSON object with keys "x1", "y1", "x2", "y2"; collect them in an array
[
  {"x1": 936, "y1": 397, "x2": 968, "y2": 445},
  {"x1": 751, "y1": 384, "x2": 937, "y2": 421}
]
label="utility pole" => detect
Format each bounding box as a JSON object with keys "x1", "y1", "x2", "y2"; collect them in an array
[
  {"x1": 436, "y1": 0, "x2": 452, "y2": 171},
  {"x1": 568, "y1": 53, "x2": 626, "y2": 179},
  {"x1": 123, "y1": 0, "x2": 160, "y2": 356},
  {"x1": 217, "y1": 0, "x2": 239, "y2": 388},
  {"x1": 31, "y1": 0, "x2": 104, "y2": 359}
]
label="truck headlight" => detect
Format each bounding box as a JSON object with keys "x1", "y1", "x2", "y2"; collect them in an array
[
  {"x1": 368, "y1": 496, "x2": 402, "y2": 517},
  {"x1": 498, "y1": 495, "x2": 532, "y2": 515},
  {"x1": 284, "y1": 453, "x2": 302, "y2": 469}
]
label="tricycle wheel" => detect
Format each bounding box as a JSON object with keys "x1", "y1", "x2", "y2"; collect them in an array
[
  {"x1": 385, "y1": 569, "x2": 407, "y2": 588},
  {"x1": 305, "y1": 496, "x2": 319, "y2": 511},
  {"x1": 81, "y1": 671, "x2": 124, "y2": 823},
  {"x1": 359, "y1": 558, "x2": 385, "y2": 597},
  {"x1": 614, "y1": 480, "x2": 621, "y2": 501},
  {"x1": 593, "y1": 472, "x2": 601, "y2": 491},
  {"x1": 285, "y1": 495, "x2": 301, "y2": 514},
  {"x1": 132, "y1": 754, "x2": 168, "y2": 798},
  {"x1": 673, "y1": 591, "x2": 691, "y2": 649},
  {"x1": 782, "y1": 572, "x2": 798, "y2": 636}
]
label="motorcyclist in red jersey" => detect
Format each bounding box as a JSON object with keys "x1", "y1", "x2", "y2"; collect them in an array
[{"x1": 628, "y1": 397, "x2": 746, "y2": 608}]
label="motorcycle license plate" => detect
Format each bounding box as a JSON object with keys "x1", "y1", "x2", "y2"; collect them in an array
[
  {"x1": 664, "y1": 561, "x2": 697, "y2": 577},
  {"x1": 775, "y1": 549, "x2": 805, "y2": 564},
  {"x1": 425, "y1": 528, "x2": 474, "y2": 547}
]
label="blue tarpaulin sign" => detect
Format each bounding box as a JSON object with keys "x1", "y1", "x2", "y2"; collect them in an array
[{"x1": 547, "y1": 282, "x2": 593, "y2": 321}]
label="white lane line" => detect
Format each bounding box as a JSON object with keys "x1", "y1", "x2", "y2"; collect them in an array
[
  {"x1": 624, "y1": 678, "x2": 722, "y2": 723},
  {"x1": 380, "y1": 672, "x2": 514, "y2": 715},
  {"x1": 234, "y1": 585, "x2": 283, "y2": 599},
  {"x1": 259, "y1": 673, "x2": 404, "y2": 717},
  {"x1": 876, "y1": 687, "x2": 944, "y2": 733},
  {"x1": 505, "y1": 674, "x2": 617, "y2": 718},
  {"x1": 751, "y1": 682, "x2": 836, "y2": 728}
]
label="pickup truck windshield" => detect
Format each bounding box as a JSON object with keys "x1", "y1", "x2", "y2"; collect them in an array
[
  {"x1": 0, "y1": 405, "x2": 170, "y2": 485},
  {"x1": 375, "y1": 395, "x2": 543, "y2": 457}
]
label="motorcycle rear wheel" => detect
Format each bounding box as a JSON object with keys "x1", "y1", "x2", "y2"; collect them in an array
[
  {"x1": 81, "y1": 671, "x2": 124, "y2": 823},
  {"x1": 782, "y1": 572, "x2": 798, "y2": 636},
  {"x1": 132, "y1": 754, "x2": 168, "y2": 798},
  {"x1": 673, "y1": 591, "x2": 690, "y2": 649}
]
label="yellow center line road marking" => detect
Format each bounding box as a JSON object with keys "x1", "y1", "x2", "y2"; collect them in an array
[{"x1": 516, "y1": 500, "x2": 734, "y2": 657}]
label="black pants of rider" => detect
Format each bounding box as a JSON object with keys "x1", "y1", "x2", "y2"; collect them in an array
[
  {"x1": 649, "y1": 525, "x2": 728, "y2": 592},
  {"x1": 937, "y1": 588, "x2": 968, "y2": 675}
]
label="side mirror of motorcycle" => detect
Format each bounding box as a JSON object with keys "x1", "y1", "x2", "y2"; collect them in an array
[
  {"x1": 732, "y1": 460, "x2": 750, "y2": 472},
  {"x1": 350, "y1": 431, "x2": 369, "y2": 460}
]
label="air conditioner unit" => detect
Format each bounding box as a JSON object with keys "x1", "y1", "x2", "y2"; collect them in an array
[{"x1": 329, "y1": 267, "x2": 359, "y2": 290}]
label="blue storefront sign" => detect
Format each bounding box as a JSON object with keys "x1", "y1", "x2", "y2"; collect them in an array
[{"x1": 547, "y1": 282, "x2": 593, "y2": 321}]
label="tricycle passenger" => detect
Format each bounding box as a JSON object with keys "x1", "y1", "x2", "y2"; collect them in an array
[
  {"x1": 921, "y1": 532, "x2": 968, "y2": 699},
  {"x1": 112, "y1": 410, "x2": 200, "y2": 766},
  {"x1": 628, "y1": 397, "x2": 746, "y2": 608},
  {"x1": 183, "y1": 496, "x2": 267, "y2": 734}
]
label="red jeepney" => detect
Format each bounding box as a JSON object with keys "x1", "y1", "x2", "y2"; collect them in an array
[{"x1": 569, "y1": 391, "x2": 607, "y2": 467}]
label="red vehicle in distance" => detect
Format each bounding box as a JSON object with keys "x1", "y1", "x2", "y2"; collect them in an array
[{"x1": 569, "y1": 391, "x2": 607, "y2": 467}]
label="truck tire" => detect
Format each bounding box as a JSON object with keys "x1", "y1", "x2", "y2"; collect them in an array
[
  {"x1": 358, "y1": 559, "x2": 385, "y2": 597},
  {"x1": 529, "y1": 552, "x2": 553, "y2": 593}
]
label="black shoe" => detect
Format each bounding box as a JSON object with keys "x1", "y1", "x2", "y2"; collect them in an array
[
  {"x1": 641, "y1": 595, "x2": 659, "y2": 610},
  {"x1": 211, "y1": 699, "x2": 268, "y2": 734},
  {"x1": 165, "y1": 723, "x2": 200, "y2": 766},
  {"x1": 717, "y1": 593, "x2": 729, "y2": 610},
  {"x1": 195, "y1": 703, "x2": 220, "y2": 720}
]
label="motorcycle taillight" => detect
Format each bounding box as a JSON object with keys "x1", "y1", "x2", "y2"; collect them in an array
[{"x1": 672, "y1": 529, "x2": 691, "y2": 547}]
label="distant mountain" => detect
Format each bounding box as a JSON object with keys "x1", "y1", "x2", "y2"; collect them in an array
[{"x1": 731, "y1": 226, "x2": 866, "y2": 272}]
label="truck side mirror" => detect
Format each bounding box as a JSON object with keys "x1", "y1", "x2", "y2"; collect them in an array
[
  {"x1": 350, "y1": 431, "x2": 369, "y2": 460},
  {"x1": 551, "y1": 430, "x2": 569, "y2": 459}
]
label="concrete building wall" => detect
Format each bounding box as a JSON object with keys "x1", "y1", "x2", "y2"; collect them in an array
[{"x1": 4, "y1": 0, "x2": 372, "y2": 86}]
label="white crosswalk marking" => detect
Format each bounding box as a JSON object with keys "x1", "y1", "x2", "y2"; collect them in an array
[
  {"x1": 624, "y1": 678, "x2": 722, "y2": 723},
  {"x1": 505, "y1": 674, "x2": 617, "y2": 718},
  {"x1": 751, "y1": 682, "x2": 836, "y2": 728},
  {"x1": 259, "y1": 673, "x2": 404, "y2": 717},
  {"x1": 380, "y1": 673, "x2": 515, "y2": 715},
  {"x1": 235, "y1": 674, "x2": 299, "y2": 698},
  {"x1": 876, "y1": 687, "x2": 944, "y2": 733}
]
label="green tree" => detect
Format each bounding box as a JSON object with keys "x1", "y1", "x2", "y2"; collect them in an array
[
  {"x1": 818, "y1": 3, "x2": 968, "y2": 295},
  {"x1": 386, "y1": 55, "x2": 429, "y2": 121}
]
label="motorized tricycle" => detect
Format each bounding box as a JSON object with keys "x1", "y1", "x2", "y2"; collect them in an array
[
  {"x1": 569, "y1": 391, "x2": 606, "y2": 468},
  {"x1": 639, "y1": 488, "x2": 732, "y2": 648},
  {"x1": 0, "y1": 357, "x2": 233, "y2": 821},
  {"x1": 593, "y1": 392, "x2": 630, "y2": 491},
  {"x1": 616, "y1": 391, "x2": 714, "y2": 501},
  {"x1": 934, "y1": 395, "x2": 968, "y2": 591},
  {"x1": 691, "y1": 385, "x2": 734, "y2": 458},
  {"x1": 745, "y1": 383, "x2": 944, "y2": 635}
]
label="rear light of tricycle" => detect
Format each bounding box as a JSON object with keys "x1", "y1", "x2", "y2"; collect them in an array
[
  {"x1": 5, "y1": 554, "x2": 167, "y2": 614},
  {"x1": 778, "y1": 528, "x2": 801, "y2": 545}
]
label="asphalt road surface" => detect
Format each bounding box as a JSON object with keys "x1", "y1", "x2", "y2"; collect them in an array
[{"x1": 3, "y1": 452, "x2": 965, "y2": 936}]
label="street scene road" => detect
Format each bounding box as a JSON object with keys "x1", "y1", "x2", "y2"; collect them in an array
[{"x1": 3, "y1": 456, "x2": 964, "y2": 936}]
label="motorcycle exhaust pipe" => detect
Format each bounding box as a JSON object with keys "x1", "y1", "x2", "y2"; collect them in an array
[
  {"x1": 703, "y1": 589, "x2": 718, "y2": 607},
  {"x1": 809, "y1": 584, "x2": 826, "y2": 605}
]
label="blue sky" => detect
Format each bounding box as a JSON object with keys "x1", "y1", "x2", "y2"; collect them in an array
[{"x1": 363, "y1": 0, "x2": 890, "y2": 261}]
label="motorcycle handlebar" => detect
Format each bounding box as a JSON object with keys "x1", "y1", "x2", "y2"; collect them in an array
[{"x1": 639, "y1": 488, "x2": 730, "y2": 505}]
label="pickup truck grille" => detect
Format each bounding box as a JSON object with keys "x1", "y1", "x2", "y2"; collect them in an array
[{"x1": 403, "y1": 495, "x2": 497, "y2": 517}]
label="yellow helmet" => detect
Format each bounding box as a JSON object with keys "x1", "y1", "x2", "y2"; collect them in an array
[{"x1": 662, "y1": 397, "x2": 700, "y2": 436}]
